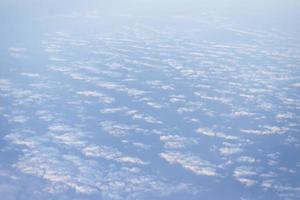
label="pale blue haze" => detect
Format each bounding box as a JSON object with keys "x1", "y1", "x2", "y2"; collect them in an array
[{"x1": 0, "y1": 1, "x2": 300, "y2": 200}]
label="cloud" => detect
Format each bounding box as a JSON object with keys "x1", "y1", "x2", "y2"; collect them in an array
[
  {"x1": 146, "y1": 80, "x2": 174, "y2": 90},
  {"x1": 20, "y1": 72, "x2": 41, "y2": 78},
  {"x1": 2, "y1": 11, "x2": 300, "y2": 200},
  {"x1": 237, "y1": 156, "x2": 257, "y2": 164},
  {"x1": 146, "y1": 101, "x2": 164, "y2": 109},
  {"x1": 219, "y1": 146, "x2": 242, "y2": 156},
  {"x1": 99, "y1": 121, "x2": 147, "y2": 137},
  {"x1": 291, "y1": 82, "x2": 300, "y2": 88},
  {"x1": 237, "y1": 178, "x2": 257, "y2": 187},
  {"x1": 233, "y1": 166, "x2": 258, "y2": 186},
  {"x1": 8, "y1": 47, "x2": 26, "y2": 58},
  {"x1": 160, "y1": 151, "x2": 218, "y2": 176},
  {"x1": 160, "y1": 134, "x2": 197, "y2": 149},
  {"x1": 77, "y1": 90, "x2": 115, "y2": 104},
  {"x1": 35, "y1": 110, "x2": 56, "y2": 122},
  {"x1": 196, "y1": 128, "x2": 238, "y2": 140},
  {"x1": 0, "y1": 79, "x2": 12, "y2": 91},
  {"x1": 100, "y1": 107, "x2": 129, "y2": 114},
  {"x1": 6, "y1": 123, "x2": 196, "y2": 199},
  {"x1": 8, "y1": 115, "x2": 28, "y2": 123},
  {"x1": 276, "y1": 113, "x2": 294, "y2": 120},
  {"x1": 4, "y1": 130, "x2": 41, "y2": 149},
  {"x1": 50, "y1": 132, "x2": 87, "y2": 148},
  {"x1": 82, "y1": 145, "x2": 147, "y2": 165},
  {"x1": 169, "y1": 94, "x2": 186, "y2": 103},
  {"x1": 77, "y1": 91, "x2": 107, "y2": 97},
  {"x1": 126, "y1": 109, "x2": 163, "y2": 124},
  {"x1": 231, "y1": 110, "x2": 254, "y2": 117},
  {"x1": 194, "y1": 92, "x2": 231, "y2": 104},
  {"x1": 241, "y1": 125, "x2": 288, "y2": 135}
]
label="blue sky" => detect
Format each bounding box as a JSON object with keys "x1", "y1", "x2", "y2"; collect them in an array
[{"x1": 0, "y1": 1, "x2": 300, "y2": 200}]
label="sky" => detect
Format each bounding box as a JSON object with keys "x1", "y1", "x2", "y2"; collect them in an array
[{"x1": 0, "y1": 1, "x2": 300, "y2": 200}]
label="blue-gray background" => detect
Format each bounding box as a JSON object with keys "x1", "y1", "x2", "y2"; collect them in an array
[{"x1": 0, "y1": 0, "x2": 300, "y2": 199}]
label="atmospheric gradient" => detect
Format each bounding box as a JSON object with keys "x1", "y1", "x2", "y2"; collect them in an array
[{"x1": 0, "y1": 1, "x2": 300, "y2": 200}]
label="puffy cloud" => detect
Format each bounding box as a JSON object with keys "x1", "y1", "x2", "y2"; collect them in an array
[
  {"x1": 82, "y1": 145, "x2": 147, "y2": 165},
  {"x1": 196, "y1": 128, "x2": 238, "y2": 140},
  {"x1": 8, "y1": 47, "x2": 26, "y2": 58},
  {"x1": 237, "y1": 156, "x2": 257, "y2": 164},
  {"x1": 77, "y1": 90, "x2": 114, "y2": 104},
  {"x1": 233, "y1": 166, "x2": 258, "y2": 187},
  {"x1": 99, "y1": 121, "x2": 147, "y2": 137},
  {"x1": 241, "y1": 125, "x2": 288, "y2": 135},
  {"x1": 160, "y1": 134, "x2": 197, "y2": 149},
  {"x1": 160, "y1": 151, "x2": 218, "y2": 176},
  {"x1": 219, "y1": 147, "x2": 242, "y2": 156},
  {"x1": 100, "y1": 106, "x2": 129, "y2": 114},
  {"x1": 126, "y1": 109, "x2": 163, "y2": 124}
]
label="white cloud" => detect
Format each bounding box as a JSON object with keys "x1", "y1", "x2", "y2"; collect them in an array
[
  {"x1": 100, "y1": 106, "x2": 129, "y2": 114},
  {"x1": 291, "y1": 82, "x2": 300, "y2": 88},
  {"x1": 237, "y1": 156, "x2": 257, "y2": 164},
  {"x1": 241, "y1": 125, "x2": 288, "y2": 135},
  {"x1": 146, "y1": 80, "x2": 174, "y2": 90},
  {"x1": 194, "y1": 92, "x2": 231, "y2": 104},
  {"x1": 126, "y1": 109, "x2": 162, "y2": 124},
  {"x1": 196, "y1": 128, "x2": 238, "y2": 140},
  {"x1": 35, "y1": 110, "x2": 56, "y2": 122},
  {"x1": 276, "y1": 113, "x2": 294, "y2": 120},
  {"x1": 8, "y1": 115, "x2": 28, "y2": 123},
  {"x1": 233, "y1": 166, "x2": 257, "y2": 187},
  {"x1": 160, "y1": 135, "x2": 197, "y2": 149},
  {"x1": 8, "y1": 47, "x2": 26, "y2": 58},
  {"x1": 20, "y1": 73, "x2": 41, "y2": 78},
  {"x1": 160, "y1": 151, "x2": 217, "y2": 176},
  {"x1": 77, "y1": 91, "x2": 106, "y2": 97},
  {"x1": 82, "y1": 145, "x2": 147, "y2": 165},
  {"x1": 0, "y1": 79, "x2": 11, "y2": 92},
  {"x1": 219, "y1": 147, "x2": 242, "y2": 156},
  {"x1": 146, "y1": 101, "x2": 164, "y2": 109},
  {"x1": 176, "y1": 102, "x2": 202, "y2": 114},
  {"x1": 4, "y1": 131, "x2": 40, "y2": 149},
  {"x1": 237, "y1": 178, "x2": 257, "y2": 187},
  {"x1": 169, "y1": 94, "x2": 185, "y2": 103},
  {"x1": 99, "y1": 121, "x2": 147, "y2": 137},
  {"x1": 50, "y1": 132, "x2": 87, "y2": 148},
  {"x1": 77, "y1": 90, "x2": 114, "y2": 104},
  {"x1": 232, "y1": 110, "x2": 254, "y2": 117}
]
